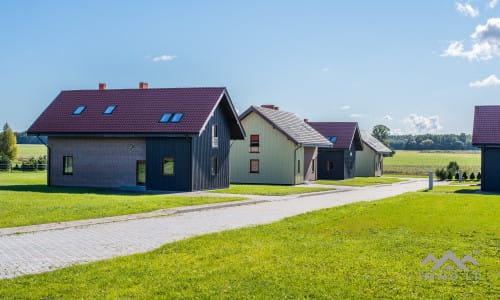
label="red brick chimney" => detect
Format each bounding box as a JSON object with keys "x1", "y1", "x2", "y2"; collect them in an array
[
  {"x1": 261, "y1": 105, "x2": 279, "y2": 110},
  {"x1": 99, "y1": 83, "x2": 106, "y2": 90},
  {"x1": 139, "y1": 82, "x2": 148, "y2": 89}
]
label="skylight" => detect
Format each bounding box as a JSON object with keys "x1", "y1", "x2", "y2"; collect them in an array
[
  {"x1": 159, "y1": 112, "x2": 183, "y2": 123},
  {"x1": 103, "y1": 105, "x2": 116, "y2": 115},
  {"x1": 328, "y1": 136, "x2": 337, "y2": 143},
  {"x1": 73, "y1": 106, "x2": 86, "y2": 115}
]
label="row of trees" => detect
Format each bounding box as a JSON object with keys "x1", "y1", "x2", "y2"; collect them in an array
[
  {"x1": 0, "y1": 123, "x2": 18, "y2": 164},
  {"x1": 435, "y1": 162, "x2": 480, "y2": 181}
]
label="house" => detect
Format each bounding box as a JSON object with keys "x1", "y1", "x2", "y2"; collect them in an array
[
  {"x1": 355, "y1": 131, "x2": 393, "y2": 177},
  {"x1": 307, "y1": 122, "x2": 363, "y2": 180},
  {"x1": 229, "y1": 105, "x2": 332, "y2": 185},
  {"x1": 27, "y1": 83, "x2": 245, "y2": 191},
  {"x1": 472, "y1": 105, "x2": 500, "y2": 192}
]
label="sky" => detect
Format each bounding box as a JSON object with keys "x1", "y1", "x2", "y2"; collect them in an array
[{"x1": 1, "y1": 1, "x2": 500, "y2": 135}]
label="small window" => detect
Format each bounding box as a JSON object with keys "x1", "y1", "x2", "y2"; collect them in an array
[
  {"x1": 326, "y1": 160, "x2": 334, "y2": 171},
  {"x1": 250, "y1": 159, "x2": 259, "y2": 173},
  {"x1": 103, "y1": 105, "x2": 116, "y2": 115},
  {"x1": 211, "y1": 156, "x2": 218, "y2": 175},
  {"x1": 312, "y1": 159, "x2": 315, "y2": 172},
  {"x1": 170, "y1": 113, "x2": 183, "y2": 123},
  {"x1": 212, "y1": 124, "x2": 218, "y2": 148},
  {"x1": 162, "y1": 157, "x2": 174, "y2": 176},
  {"x1": 328, "y1": 136, "x2": 337, "y2": 143},
  {"x1": 160, "y1": 113, "x2": 172, "y2": 123},
  {"x1": 73, "y1": 106, "x2": 86, "y2": 115},
  {"x1": 297, "y1": 160, "x2": 301, "y2": 174},
  {"x1": 63, "y1": 156, "x2": 73, "y2": 175},
  {"x1": 250, "y1": 135, "x2": 260, "y2": 153}
]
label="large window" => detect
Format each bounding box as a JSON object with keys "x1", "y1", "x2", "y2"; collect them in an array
[
  {"x1": 211, "y1": 156, "x2": 218, "y2": 176},
  {"x1": 63, "y1": 156, "x2": 73, "y2": 175},
  {"x1": 250, "y1": 134, "x2": 260, "y2": 153},
  {"x1": 162, "y1": 157, "x2": 174, "y2": 176},
  {"x1": 250, "y1": 159, "x2": 259, "y2": 173},
  {"x1": 212, "y1": 124, "x2": 218, "y2": 148}
]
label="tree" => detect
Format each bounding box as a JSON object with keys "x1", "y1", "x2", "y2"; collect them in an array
[
  {"x1": 0, "y1": 122, "x2": 18, "y2": 163},
  {"x1": 372, "y1": 125, "x2": 390, "y2": 145}
]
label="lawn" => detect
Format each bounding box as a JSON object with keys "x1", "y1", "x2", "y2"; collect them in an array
[
  {"x1": 0, "y1": 189, "x2": 498, "y2": 298},
  {"x1": 16, "y1": 144, "x2": 47, "y2": 161},
  {"x1": 316, "y1": 176, "x2": 404, "y2": 186},
  {"x1": 384, "y1": 150, "x2": 480, "y2": 176},
  {"x1": 211, "y1": 184, "x2": 335, "y2": 195},
  {"x1": 0, "y1": 172, "x2": 245, "y2": 228}
]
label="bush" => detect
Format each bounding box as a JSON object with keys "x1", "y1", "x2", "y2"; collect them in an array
[
  {"x1": 469, "y1": 172, "x2": 475, "y2": 181},
  {"x1": 447, "y1": 161, "x2": 460, "y2": 175},
  {"x1": 454, "y1": 172, "x2": 460, "y2": 181},
  {"x1": 477, "y1": 172, "x2": 481, "y2": 181},
  {"x1": 462, "y1": 171, "x2": 468, "y2": 181},
  {"x1": 447, "y1": 172, "x2": 452, "y2": 181}
]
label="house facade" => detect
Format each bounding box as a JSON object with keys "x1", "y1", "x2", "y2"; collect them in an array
[
  {"x1": 28, "y1": 83, "x2": 245, "y2": 191},
  {"x1": 472, "y1": 105, "x2": 500, "y2": 192},
  {"x1": 307, "y1": 122, "x2": 363, "y2": 180},
  {"x1": 355, "y1": 131, "x2": 393, "y2": 177},
  {"x1": 230, "y1": 105, "x2": 332, "y2": 185}
]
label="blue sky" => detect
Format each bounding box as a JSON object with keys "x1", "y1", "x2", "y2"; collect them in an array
[{"x1": 1, "y1": 1, "x2": 500, "y2": 134}]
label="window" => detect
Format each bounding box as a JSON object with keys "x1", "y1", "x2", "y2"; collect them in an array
[
  {"x1": 103, "y1": 105, "x2": 116, "y2": 115},
  {"x1": 211, "y1": 156, "x2": 218, "y2": 175},
  {"x1": 327, "y1": 136, "x2": 337, "y2": 143},
  {"x1": 170, "y1": 113, "x2": 183, "y2": 123},
  {"x1": 212, "y1": 124, "x2": 218, "y2": 148},
  {"x1": 250, "y1": 159, "x2": 259, "y2": 173},
  {"x1": 160, "y1": 113, "x2": 173, "y2": 123},
  {"x1": 162, "y1": 157, "x2": 174, "y2": 176},
  {"x1": 297, "y1": 160, "x2": 301, "y2": 174},
  {"x1": 312, "y1": 159, "x2": 315, "y2": 172},
  {"x1": 73, "y1": 106, "x2": 86, "y2": 115},
  {"x1": 250, "y1": 135, "x2": 260, "y2": 153},
  {"x1": 326, "y1": 160, "x2": 334, "y2": 171},
  {"x1": 136, "y1": 160, "x2": 146, "y2": 185},
  {"x1": 63, "y1": 156, "x2": 73, "y2": 175}
]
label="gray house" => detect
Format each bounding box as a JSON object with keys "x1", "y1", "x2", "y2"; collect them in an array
[
  {"x1": 355, "y1": 131, "x2": 393, "y2": 177},
  {"x1": 472, "y1": 105, "x2": 500, "y2": 192},
  {"x1": 27, "y1": 83, "x2": 245, "y2": 191}
]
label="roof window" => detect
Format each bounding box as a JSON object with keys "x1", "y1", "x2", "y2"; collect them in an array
[
  {"x1": 73, "y1": 106, "x2": 86, "y2": 115},
  {"x1": 160, "y1": 113, "x2": 173, "y2": 123},
  {"x1": 103, "y1": 105, "x2": 116, "y2": 115},
  {"x1": 159, "y1": 112, "x2": 183, "y2": 123},
  {"x1": 328, "y1": 136, "x2": 337, "y2": 143},
  {"x1": 170, "y1": 113, "x2": 183, "y2": 123}
]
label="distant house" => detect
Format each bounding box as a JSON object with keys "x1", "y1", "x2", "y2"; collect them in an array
[
  {"x1": 27, "y1": 83, "x2": 245, "y2": 191},
  {"x1": 355, "y1": 131, "x2": 393, "y2": 177},
  {"x1": 230, "y1": 105, "x2": 332, "y2": 185},
  {"x1": 307, "y1": 122, "x2": 363, "y2": 180},
  {"x1": 472, "y1": 105, "x2": 500, "y2": 192}
]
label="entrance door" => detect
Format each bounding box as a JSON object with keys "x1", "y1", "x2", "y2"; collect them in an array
[{"x1": 136, "y1": 160, "x2": 146, "y2": 185}]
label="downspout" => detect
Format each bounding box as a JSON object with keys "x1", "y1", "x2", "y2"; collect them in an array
[
  {"x1": 37, "y1": 135, "x2": 50, "y2": 186},
  {"x1": 293, "y1": 145, "x2": 301, "y2": 185}
]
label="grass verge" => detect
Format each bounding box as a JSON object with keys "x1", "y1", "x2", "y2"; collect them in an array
[
  {"x1": 211, "y1": 184, "x2": 335, "y2": 195},
  {"x1": 0, "y1": 191, "x2": 498, "y2": 298},
  {"x1": 0, "y1": 172, "x2": 245, "y2": 228},
  {"x1": 316, "y1": 176, "x2": 404, "y2": 186}
]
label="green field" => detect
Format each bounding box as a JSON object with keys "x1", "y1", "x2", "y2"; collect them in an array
[
  {"x1": 0, "y1": 172, "x2": 245, "y2": 228},
  {"x1": 16, "y1": 144, "x2": 47, "y2": 162},
  {"x1": 384, "y1": 150, "x2": 481, "y2": 176},
  {"x1": 0, "y1": 187, "x2": 498, "y2": 298}
]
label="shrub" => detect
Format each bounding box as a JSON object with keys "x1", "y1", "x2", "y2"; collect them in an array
[
  {"x1": 454, "y1": 172, "x2": 460, "y2": 181},
  {"x1": 469, "y1": 172, "x2": 475, "y2": 181},
  {"x1": 477, "y1": 172, "x2": 481, "y2": 181},
  {"x1": 447, "y1": 172, "x2": 452, "y2": 181},
  {"x1": 462, "y1": 171, "x2": 468, "y2": 181}
]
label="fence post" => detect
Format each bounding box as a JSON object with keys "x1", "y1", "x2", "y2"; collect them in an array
[{"x1": 428, "y1": 172, "x2": 433, "y2": 190}]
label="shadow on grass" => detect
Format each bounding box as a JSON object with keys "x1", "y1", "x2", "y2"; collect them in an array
[{"x1": 0, "y1": 185, "x2": 147, "y2": 196}]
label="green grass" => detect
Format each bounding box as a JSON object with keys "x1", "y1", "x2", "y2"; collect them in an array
[
  {"x1": 316, "y1": 176, "x2": 404, "y2": 186},
  {"x1": 426, "y1": 185, "x2": 480, "y2": 193},
  {"x1": 210, "y1": 184, "x2": 335, "y2": 195},
  {"x1": 16, "y1": 144, "x2": 47, "y2": 162},
  {"x1": 0, "y1": 172, "x2": 245, "y2": 228},
  {"x1": 1, "y1": 191, "x2": 498, "y2": 298},
  {"x1": 385, "y1": 150, "x2": 480, "y2": 176}
]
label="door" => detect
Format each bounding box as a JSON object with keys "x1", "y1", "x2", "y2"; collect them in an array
[{"x1": 136, "y1": 160, "x2": 146, "y2": 185}]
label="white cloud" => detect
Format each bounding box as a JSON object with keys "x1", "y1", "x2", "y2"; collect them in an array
[
  {"x1": 403, "y1": 114, "x2": 443, "y2": 134},
  {"x1": 455, "y1": 2, "x2": 479, "y2": 17},
  {"x1": 441, "y1": 18, "x2": 500, "y2": 61},
  {"x1": 321, "y1": 67, "x2": 329, "y2": 72},
  {"x1": 469, "y1": 74, "x2": 500, "y2": 87},
  {"x1": 489, "y1": 0, "x2": 498, "y2": 8},
  {"x1": 383, "y1": 115, "x2": 393, "y2": 121},
  {"x1": 350, "y1": 113, "x2": 363, "y2": 118},
  {"x1": 341, "y1": 105, "x2": 350, "y2": 110},
  {"x1": 152, "y1": 54, "x2": 176, "y2": 62}
]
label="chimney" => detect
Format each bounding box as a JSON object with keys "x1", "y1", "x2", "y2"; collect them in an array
[
  {"x1": 98, "y1": 83, "x2": 106, "y2": 90},
  {"x1": 304, "y1": 119, "x2": 309, "y2": 123},
  {"x1": 139, "y1": 82, "x2": 148, "y2": 89},
  {"x1": 261, "y1": 105, "x2": 279, "y2": 110}
]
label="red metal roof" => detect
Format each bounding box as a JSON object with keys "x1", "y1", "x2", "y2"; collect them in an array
[
  {"x1": 307, "y1": 122, "x2": 363, "y2": 150},
  {"x1": 28, "y1": 87, "x2": 244, "y2": 138},
  {"x1": 472, "y1": 105, "x2": 500, "y2": 145}
]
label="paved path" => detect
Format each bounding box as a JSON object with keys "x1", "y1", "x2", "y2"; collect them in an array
[{"x1": 0, "y1": 179, "x2": 432, "y2": 279}]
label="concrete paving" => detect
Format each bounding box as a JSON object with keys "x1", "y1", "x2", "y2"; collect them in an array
[{"x1": 0, "y1": 178, "x2": 433, "y2": 279}]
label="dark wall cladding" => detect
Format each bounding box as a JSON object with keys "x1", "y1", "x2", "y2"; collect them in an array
[
  {"x1": 317, "y1": 149, "x2": 345, "y2": 180},
  {"x1": 146, "y1": 137, "x2": 192, "y2": 191},
  {"x1": 191, "y1": 104, "x2": 231, "y2": 190},
  {"x1": 481, "y1": 147, "x2": 500, "y2": 191}
]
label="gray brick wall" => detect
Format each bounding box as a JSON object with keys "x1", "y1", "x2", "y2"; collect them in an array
[{"x1": 49, "y1": 137, "x2": 146, "y2": 188}]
